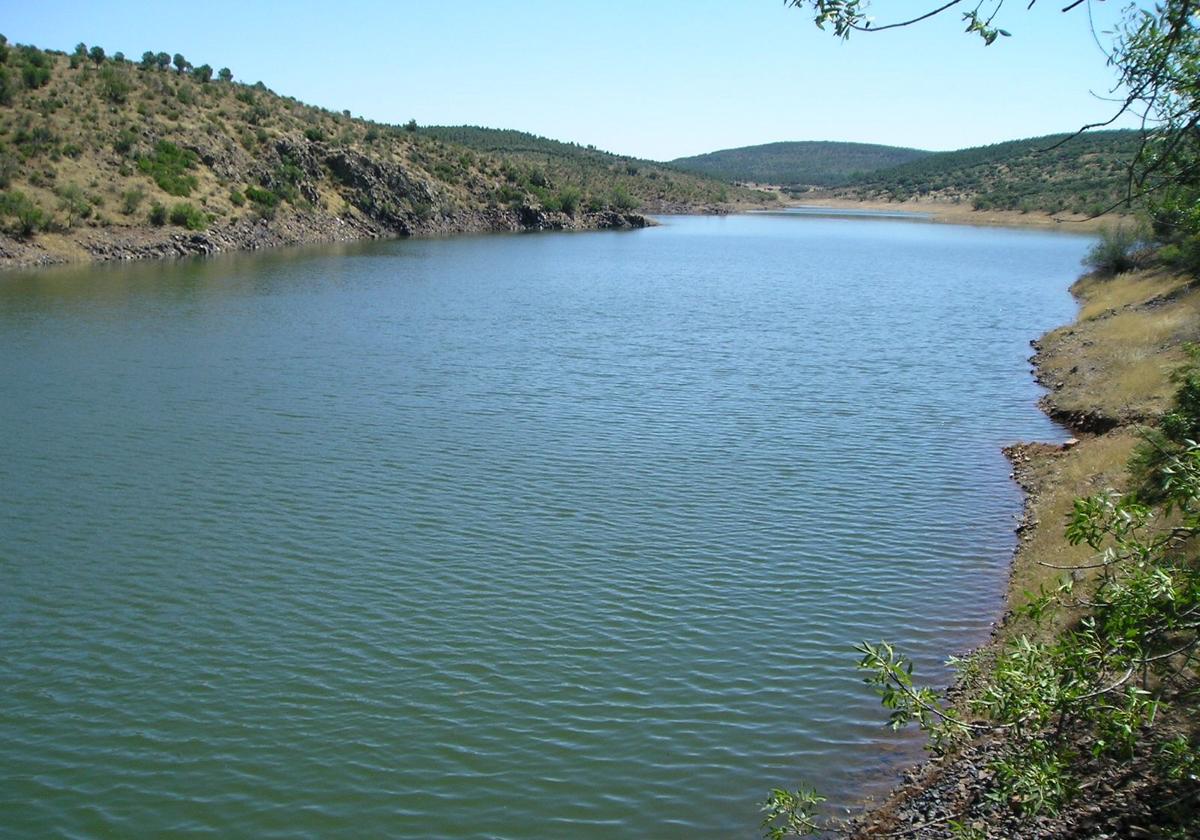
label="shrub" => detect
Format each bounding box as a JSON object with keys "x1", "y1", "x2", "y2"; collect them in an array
[
  {"x1": 556, "y1": 186, "x2": 582, "y2": 216},
  {"x1": 98, "y1": 65, "x2": 131, "y2": 104},
  {"x1": 610, "y1": 185, "x2": 638, "y2": 211},
  {"x1": 244, "y1": 185, "x2": 279, "y2": 207},
  {"x1": 137, "y1": 140, "x2": 199, "y2": 196},
  {"x1": 229, "y1": 188, "x2": 245, "y2": 207},
  {"x1": 56, "y1": 183, "x2": 92, "y2": 226},
  {"x1": 148, "y1": 202, "x2": 166, "y2": 225},
  {"x1": 120, "y1": 186, "x2": 145, "y2": 215},
  {"x1": 112, "y1": 127, "x2": 137, "y2": 155},
  {"x1": 168, "y1": 201, "x2": 207, "y2": 230},
  {"x1": 0, "y1": 190, "x2": 49, "y2": 237},
  {"x1": 1083, "y1": 224, "x2": 1142, "y2": 275}
]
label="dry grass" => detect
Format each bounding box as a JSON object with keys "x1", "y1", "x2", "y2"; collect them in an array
[{"x1": 1036, "y1": 266, "x2": 1200, "y2": 422}]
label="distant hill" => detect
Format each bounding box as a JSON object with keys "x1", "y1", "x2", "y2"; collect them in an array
[
  {"x1": 841, "y1": 130, "x2": 1142, "y2": 215},
  {"x1": 668, "y1": 141, "x2": 932, "y2": 187},
  {"x1": 420, "y1": 125, "x2": 765, "y2": 211}
]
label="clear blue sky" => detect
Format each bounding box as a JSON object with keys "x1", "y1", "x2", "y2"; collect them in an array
[{"x1": 1, "y1": 0, "x2": 1146, "y2": 160}]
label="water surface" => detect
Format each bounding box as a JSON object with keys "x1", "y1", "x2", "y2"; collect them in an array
[{"x1": 0, "y1": 214, "x2": 1086, "y2": 837}]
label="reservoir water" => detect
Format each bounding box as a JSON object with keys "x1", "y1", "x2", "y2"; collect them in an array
[{"x1": 1, "y1": 213, "x2": 1086, "y2": 837}]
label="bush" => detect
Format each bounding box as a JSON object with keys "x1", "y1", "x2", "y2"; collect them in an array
[
  {"x1": 610, "y1": 185, "x2": 638, "y2": 211},
  {"x1": 148, "y1": 202, "x2": 167, "y2": 225},
  {"x1": 112, "y1": 127, "x2": 137, "y2": 155},
  {"x1": 244, "y1": 185, "x2": 279, "y2": 208},
  {"x1": 1083, "y1": 224, "x2": 1143, "y2": 275},
  {"x1": 168, "y1": 202, "x2": 207, "y2": 230},
  {"x1": 98, "y1": 65, "x2": 132, "y2": 104},
  {"x1": 229, "y1": 188, "x2": 245, "y2": 207},
  {"x1": 0, "y1": 190, "x2": 49, "y2": 237},
  {"x1": 120, "y1": 187, "x2": 145, "y2": 215},
  {"x1": 137, "y1": 139, "x2": 198, "y2": 196},
  {"x1": 556, "y1": 186, "x2": 582, "y2": 216}
]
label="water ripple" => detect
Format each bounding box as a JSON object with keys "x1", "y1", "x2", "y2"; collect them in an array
[{"x1": 0, "y1": 215, "x2": 1088, "y2": 838}]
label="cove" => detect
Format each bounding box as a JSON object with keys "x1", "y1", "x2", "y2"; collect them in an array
[{"x1": 0, "y1": 214, "x2": 1088, "y2": 838}]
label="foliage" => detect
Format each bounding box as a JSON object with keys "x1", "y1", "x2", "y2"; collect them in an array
[
  {"x1": 0, "y1": 189, "x2": 48, "y2": 237},
  {"x1": 55, "y1": 182, "x2": 92, "y2": 227},
  {"x1": 147, "y1": 202, "x2": 166, "y2": 226},
  {"x1": 172, "y1": 53, "x2": 189, "y2": 74},
  {"x1": 1131, "y1": 343, "x2": 1200, "y2": 499},
  {"x1": 168, "y1": 201, "x2": 206, "y2": 230},
  {"x1": 218, "y1": 67, "x2": 232, "y2": 83},
  {"x1": 120, "y1": 186, "x2": 145, "y2": 215},
  {"x1": 97, "y1": 64, "x2": 132, "y2": 104},
  {"x1": 844, "y1": 130, "x2": 1141, "y2": 214},
  {"x1": 760, "y1": 787, "x2": 825, "y2": 840},
  {"x1": 88, "y1": 45, "x2": 105, "y2": 65},
  {"x1": 137, "y1": 140, "x2": 199, "y2": 196},
  {"x1": 193, "y1": 64, "x2": 213, "y2": 84},
  {"x1": 670, "y1": 140, "x2": 931, "y2": 187},
  {"x1": 1083, "y1": 224, "x2": 1145, "y2": 275}
]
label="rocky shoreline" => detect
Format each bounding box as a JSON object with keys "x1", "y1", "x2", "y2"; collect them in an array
[{"x1": 0, "y1": 204, "x2": 653, "y2": 271}]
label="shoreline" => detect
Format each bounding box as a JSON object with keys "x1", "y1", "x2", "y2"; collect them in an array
[
  {"x1": 0, "y1": 203, "x2": 661, "y2": 272},
  {"x1": 769, "y1": 193, "x2": 1118, "y2": 234},
  {"x1": 844, "y1": 263, "x2": 1194, "y2": 837},
  {"x1": 1, "y1": 194, "x2": 1117, "y2": 274}
]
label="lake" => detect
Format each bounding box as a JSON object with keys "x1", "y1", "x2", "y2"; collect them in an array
[{"x1": 0, "y1": 213, "x2": 1086, "y2": 837}]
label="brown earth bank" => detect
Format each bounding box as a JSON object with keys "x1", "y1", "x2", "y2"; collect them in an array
[
  {"x1": 759, "y1": 191, "x2": 1121, "y2": 234},
  {"x1": 838, "y1": 266, "x2": 1200, "y2": 838}
]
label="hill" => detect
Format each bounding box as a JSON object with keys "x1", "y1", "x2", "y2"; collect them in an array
[
  {"x1": 669, "y1": 140, "x2": 932, "y2": 187},
  {"x1": 838, "y1": 130, "x2": 1142, "y2": 215},
  {"x1": 420, "y1": 125, "x2": 754, "y2": 212},
  {"x1": 0, "y1": 38, "x2": 770, "y2": 268}
]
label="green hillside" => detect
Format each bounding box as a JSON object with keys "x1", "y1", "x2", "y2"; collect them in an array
[
  {"x1": 0, "y1": 38, "x2": 770, "y2": 264},
  {"x1": 669, "y1": 140, "x2": 932, "y2": 186},
  {"x1": 841, "y1": 130, "x2": 1142, "y2": 215},
  {"x1": 421, "y1": 125, "x2": 764, "y2": 210}
]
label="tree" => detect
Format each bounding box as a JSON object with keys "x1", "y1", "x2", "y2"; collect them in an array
[
  {"x1": 140, "y1": 50, "x2": 156, "y2": 69},
  {"x1": 218, "y1": 66, "x2": 232, "y2": 83},
  {"x1": 88, "y1": 45, "x2": 105, "y2": 65},
  {"x1": 172, "y1": 52, "x2": 188, "y2": 74},
  {"x1": 193, "y1": 63, "x2": 213, "y2": 83},
  {"x1": 155, "y1": 51, "x2": 171, "y2": 70}
]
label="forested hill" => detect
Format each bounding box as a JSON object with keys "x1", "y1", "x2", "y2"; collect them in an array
[
  {"x1": 841, "y1": 129, "x2": 1142, "y2": 215},
  {"x1": 420, "y1": 125, "x2": 757, "y2": 210},
  {"x1": 668, "y1": 141, "x2": 932, "y2": 187},
  {"x1": 0, "y1": 38, "x2": 770, "y2": 266}
]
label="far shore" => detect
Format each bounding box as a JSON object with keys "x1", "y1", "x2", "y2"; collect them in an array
[{"x1": 753, "y1": 188, "x2": 1120, "y2": 233}]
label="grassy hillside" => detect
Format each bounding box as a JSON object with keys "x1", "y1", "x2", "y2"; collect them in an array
[
  {"x1": 839, "y1": 130, "x2": 1141, "y2": 215},
  {"x1": 0, "y1": 38, "x2": 768, "y2": 264},
  {"x1": 669, "y1": 140, "x2": 931, "y2": 187},
  {"x1": 421, "y1": 125, "x2": 766, "y2": 211}
]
